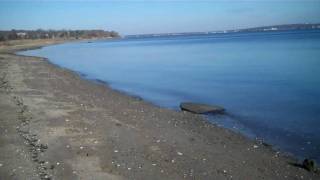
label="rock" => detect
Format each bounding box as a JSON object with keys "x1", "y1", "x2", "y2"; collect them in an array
[
  {"x1": 302, "y1": 159, "x2": 316, "y2": 172},
  {"x1": 40, "y1": 144, "x2": 48, "y2": 149},
  {"x1": 180, "y1": 102, "x2": 225, "y2": 114}
]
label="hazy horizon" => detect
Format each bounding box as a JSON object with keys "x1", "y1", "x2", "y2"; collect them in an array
[{"x1": 1, "y1": 0, "x2": 320, "y2": 35}]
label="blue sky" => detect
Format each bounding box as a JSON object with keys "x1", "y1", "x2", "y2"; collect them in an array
[{"x1": 0, "y1": 0, "x2": 319, "y2": 35}]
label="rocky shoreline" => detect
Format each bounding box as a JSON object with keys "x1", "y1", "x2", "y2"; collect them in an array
[{"x1": 0, "y1": 40, "x2": 319, "y2": 179}]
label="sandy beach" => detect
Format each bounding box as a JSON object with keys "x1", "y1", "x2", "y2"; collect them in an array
[{"x1": 0, "y1": 40, "x2": 319, "y2": 180}]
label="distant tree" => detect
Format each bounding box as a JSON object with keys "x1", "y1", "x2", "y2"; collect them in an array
[
  {"x1": 8, "y1": 29, "x2": 18, "y2": 40},
  {"x1": 0, "y1": 29, "x2": 120, "y2": 41},
  {"x1": 110, "y1": 31, "x2": 119, "y2": 37},
  {"x1": 0, "y1": 35, "x2": 5, "y2": 41}
]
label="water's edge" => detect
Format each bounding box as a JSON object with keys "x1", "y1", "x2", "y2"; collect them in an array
[
  {"x1": 16, "y1": 43, "x2": 300, "y2": 163},
  {"x1": 17, "y1": 32, "x2": 320, "y2": 163}
]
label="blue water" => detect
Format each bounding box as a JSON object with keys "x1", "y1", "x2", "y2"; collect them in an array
[{"x1": 20, "y1": 30, "x2": 320, "y2": 162}]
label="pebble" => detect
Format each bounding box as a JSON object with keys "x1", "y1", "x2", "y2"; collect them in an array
[
  {"x1": 80, "y1": 146, "x2": 84, "y2": 150},
  {"x1": 177, "y1": 152, "x2": 183, "y2": 156},
  {"x1": 0, "y1": 163, "x2": 3, "y2": 167},
  {"x1": 223, "y1": 170, "x2": 227, "y2": 174},
  {"x1": 152, "y1": 164, "x2": 157, "y2": 166},
  {"x1": 56, "y1": 162, "x2": 60, "y2": 165},
  {"x1": 114, "y1": 150, "x2": 118, "y2": 153},
  {"x1": 253, "y1": 145, "x2": 259, "y2": 149}
]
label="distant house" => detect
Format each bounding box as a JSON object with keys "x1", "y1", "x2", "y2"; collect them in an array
[
  {"x1": 16, "y1": 32, "x2": 27, "y2": 38},
  {"x1": 263, "y1": 27, "x2": 278, "y2": 31}
]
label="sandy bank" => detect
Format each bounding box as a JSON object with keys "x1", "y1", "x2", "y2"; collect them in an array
[{"x1": 0, "y1": 40, "x2": 319, "y2": 179}]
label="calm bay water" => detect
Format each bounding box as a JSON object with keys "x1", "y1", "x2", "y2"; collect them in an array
[{"x1": 20, "y1": 30, "x2": 320, "y2": 162}]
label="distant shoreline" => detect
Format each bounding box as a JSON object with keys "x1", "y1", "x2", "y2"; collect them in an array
[
  {"x1": 126, "y1": 23, "x2": 320, "y2": 38},
  {"x1": 0, "y1": 37, "x2": 122, "y2": 53}
]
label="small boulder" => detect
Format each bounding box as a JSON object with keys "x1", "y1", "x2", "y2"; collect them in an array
[
  {"x1": 302, "y1": 159, "x2": 316, "y2": 172},
  {"x1": 180, "y1": 102, "x2": 225, "y2": 114}
]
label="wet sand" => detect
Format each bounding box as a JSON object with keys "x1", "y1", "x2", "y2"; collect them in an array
[{"x1": 0, "y1": 40, "x2": 319, "y2": 179}]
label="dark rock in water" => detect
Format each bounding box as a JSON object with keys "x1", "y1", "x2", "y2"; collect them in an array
[
  {"x1": 180, "y1": 102, "x2": 225, "y2": 114},
  {"x1": 302, "y1": 159, "x2": 316, "y2": 172}
]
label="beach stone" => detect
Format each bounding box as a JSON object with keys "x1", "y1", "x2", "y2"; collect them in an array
[
  {"x1": 302, "y1": 159, "x2": 316, "y2": 172},
  {"x1": 180, "y1": 102, "x2": 225, "y2": 114}
]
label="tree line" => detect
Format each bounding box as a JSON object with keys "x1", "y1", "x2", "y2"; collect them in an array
[{"x1": 0, "y1": 29, "x2": 120, "y2": 41}]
